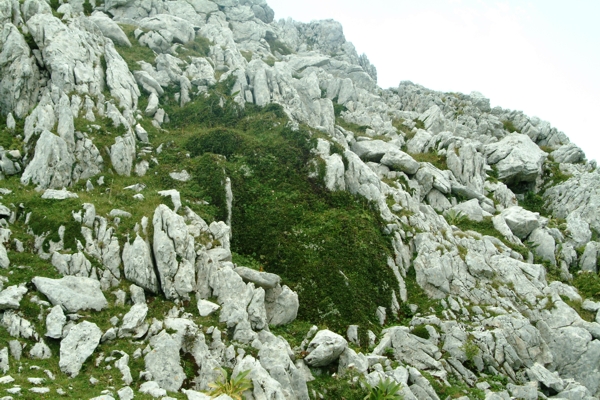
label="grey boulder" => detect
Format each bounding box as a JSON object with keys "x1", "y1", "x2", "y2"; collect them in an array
[
  {"x1": 304, "y1": 329, "x2": 348, "y2": 367},
  {"x1": 485, "y1": 133, "x2": 546, "y2": 184},
  {"x1": 32, "y1": 276, "x2": 108, "y2": 312},
  {"x1": 380, "y1": 150, "x2": 420, "y2": 175},
  {"x1": 500, "y1": 206, "x2": 540, "y2": 239},
  {"x1": 0, "y1": 285, "x2": 27, "y2": 310},
  {"x1": 145, "y1": 330, "x2": 185, "y2": 392},
  {"x1": 235, "y1": 266, "x2": 280, "y2": 289},
  {"x1": 89, "y1": 11, "x2": 131, "y2": 47},
  {"x1": 59, "y1": 321, "x2": 102, "y2": 377}
]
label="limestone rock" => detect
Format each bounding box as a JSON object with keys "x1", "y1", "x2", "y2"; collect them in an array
[
  {"x1": 485, "y1": 134, "x2": 546, "y2": 184},
  {"x1": 32, "y1": 276, "x2": 108, "y2": 312},
  {"x1": 0, "y1": 24, "x2": 42, "y2": 119},
  {"x1": 29, "y1": 340, "x2": 51, "y2": 359},
  {"x1": 0, "y1": 285, "x2": 27, "y2": 310},
  {"x1": 265, "y1": 285, "x2": 298, "y2": 326},
  {"x1": 380, "y1": 150, "x2": 420, "y2": 175},
  {"x1": 529, "y1": 228, "x2": 557, "y2": 266},
  {"x1": 89, "y1": 11, "x2": 131, "y2": 47},
  {"x1": 145, "y1": 330, "x2": 185, "y2": 392},
  {"x1": 123, "y1": 235, "x2": 159, "y2": 293},
  {"x1": 500, "y1": 206, "x2": 540, "y2": 239},
  {"x1": 41, "y1": 189, "x2": 79, "y2": 200},
  {"x1": 152, "y1": 204, "x2": 196, "y2": 300},
  {"x1": 234, "y1": 267, "x2": 280, "y2": 289},
  {"x1": 110, "y1": 133, "x2": 136, "y2": 176},
  {"x1": 21, "y1": 130, "x2": 74, "y2": 189},
  {"x1": 580, "y1": 241, "x2": 600, "y2": 273},
  {"x1": 45, "y1": 304, "x2": 66, "y2": 339},
  {"x1": 304, "y1": 329, "x2": 347, "y2": 367},
  {"x1": 197, "y1": 299, "x2": 219, "y2": 317},
  {"x1": 104, "y1": 40, "x2": 140, "y2": 111},
  {"x1": 59, "y1": 321, "x2": 102, "y2": 377},
  {"x1": 118, "y1": 303, "x2": 148, "y2": 337},
  {"x1": 445, "y1": 199, "x2": 488, "y2": 222}
]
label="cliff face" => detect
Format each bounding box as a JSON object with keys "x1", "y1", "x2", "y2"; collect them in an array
[{"x1": 0, "y1": 0, "x2": 599, "y2": 399}]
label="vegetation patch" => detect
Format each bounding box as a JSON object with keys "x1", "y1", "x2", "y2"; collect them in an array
[
  {"x1": 163, "y1": 81, "x2": 397, "y2": 332},
  {"x1": 501, "y1": 120, "x2": 520, "y2": 133},
  {"x1": 409, "y1": 150, "x2": 447, "y2": 171},
  {"x1": 115, "y1": 25, "x2": 156, "y2": 71}
]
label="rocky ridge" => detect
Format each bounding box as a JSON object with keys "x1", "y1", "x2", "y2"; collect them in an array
[{"x1": 0, "y1": 0, "x2": 599, "y2": 399}]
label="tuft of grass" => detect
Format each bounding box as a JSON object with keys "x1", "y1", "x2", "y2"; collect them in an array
[
  {"x1": 520, "y1": 191, "x2": 545, "y2": 215},
  {"x1": 411, "y1": 324, "x2": 430, "y2": 340},
  {"x1": 501, "y1": 120, "x2": 520, "y2": 133},
  {"x1": 409, "y1": 150, "x2": 447, "y2": 170},
  {"x1": 572, "y1": 272, "x2": 600, "y2": 301},
  {"x1": 414, "y1": 119, "x2": 425, "y2": 130},
  {"x1": 179, "y1": 35, "x2": 212, "y2": 59}
]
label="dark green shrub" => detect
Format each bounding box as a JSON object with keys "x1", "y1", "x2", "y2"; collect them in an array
[
  {"x1": 185, "y1": 128, "x2": 243, "y2": 158},
  {"x1": 411, "y1": 324, "x2": 430, "y2": 340},
  {"x1": 83, "y1": 0, "x2": 93, "y2": 15}
]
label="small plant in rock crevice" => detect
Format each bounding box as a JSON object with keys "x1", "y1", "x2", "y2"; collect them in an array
[
  {"x1": 363, "y1": 377, "x2": 403, "y2": 400},
  {"x1": 206, "y1": 368, "x2": 253, "y2": 400}
]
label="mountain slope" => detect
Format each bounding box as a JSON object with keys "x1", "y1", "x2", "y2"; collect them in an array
[{"x1": 0, "y1": 0, "x2": 599, "y2": 399}]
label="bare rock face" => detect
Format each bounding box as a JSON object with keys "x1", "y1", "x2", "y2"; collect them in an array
[
  {"x1": 123, "y1": 235, "x2": 159, "y2": 294},
  {"x1": 500, "y1": 206, "x2": 540, "y2": 239},
  {"x1": 21, "y1": 130, "x2": 75, "y2": 189},
  {"x1": 0, "y1": 285, "x2": 27, "y2": 310},
  {"x1": 59, "y1": 321, "x2": 102, "y2": 377},
  {"x1": 144, "y1": 330, "x2": 185, "y2": 392},
  {"x1": 26, "y1": 13, "x2": 105, "y2": 97},
  {"x1": 265, "y1": 285, "x2": 299, "y2": 326},
  {"x1": 0, "y1": 23, "x2": 42, "y2": 118},
  {"x1": 152, "y1": 204, "x2": 196, "y2": 300}
]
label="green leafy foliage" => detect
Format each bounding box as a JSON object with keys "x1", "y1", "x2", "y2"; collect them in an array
[
  {"x1": 411, "y1": 324, "x2": 430, "y2": 340},
  {"x1": 364, "y1": 377, "x2": 403, "y2": 400},
  {"x1": 445, "y1": 210, "x2": 467, "y2": 225},
  {"x1": 520, "y1": 191, "x2": 546, "y2": 214},
  {"x1": 163, "y1": 82, "x2": 397, "y2": 331},
  {"x1": 207, "y1": 369, "x2": 253, "y2": 400},
  {"x1": 179, "y1": 35, "x2": 212, "y2": 58},
  {"x1": 82, "y1": 0, "x2": 93, "y2": 15},
  {"x1": 573, "y1": 272, "x2": 600, "y2": 301}
]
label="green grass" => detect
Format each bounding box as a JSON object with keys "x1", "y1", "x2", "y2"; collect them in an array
[
  {"x1": 520, "y1": 191, "x2": 545, "y2": 215},
  {"x1": 573, "y1": 272, "x2": 600, "y2": 301},
  {"x1": 309, "y1": 373, "x2": 369, "y2": 400},
  {"x1": 115, "y1": 25, "x2": 156, "y2": 71},
  {"x1": 409, "y1": 150, "x2": 447, "y2": 170},
  {"x1": 335, "y1": 116, "x2": 369, "y2": 135},
  {"x1": 453, "y1": 217, "x2": 529, "y2": 259}
]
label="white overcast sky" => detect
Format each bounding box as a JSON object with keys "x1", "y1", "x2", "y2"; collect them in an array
[{"x1": 267, "y1": 0, "x2": 600, "y2": 163}]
